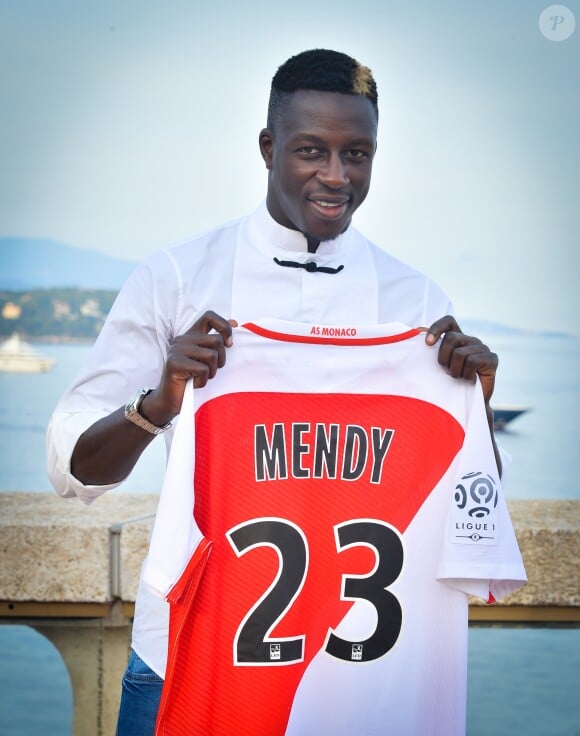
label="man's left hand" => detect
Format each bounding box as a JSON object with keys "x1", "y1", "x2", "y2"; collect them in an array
[{"x1": 425, "y1": 315, "x2": 498, "y2": 405}]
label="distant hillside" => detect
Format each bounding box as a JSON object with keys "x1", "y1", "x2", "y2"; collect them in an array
[
  {"x1": 0, "y1": 288, "x2": 118, "y2": 340},
  {"x1": 0, "y1": 237, "x2": 137, "y2": 290}
]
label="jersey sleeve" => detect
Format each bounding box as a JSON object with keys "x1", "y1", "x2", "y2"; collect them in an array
[
  {"x1": 435, "y1": 379, "x2": 527, "y2": 601},
  {"x1": 142, "y1": 380, "x2": 207, "y2": 598}
]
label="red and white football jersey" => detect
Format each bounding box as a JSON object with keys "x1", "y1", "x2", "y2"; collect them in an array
[{"x1": 144, "y1": 319, "x2": 526, "y2": 736}]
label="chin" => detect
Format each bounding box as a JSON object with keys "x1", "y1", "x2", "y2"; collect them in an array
[{"x1": 308, "y1": 221, "x2": 349, "y2": 243}]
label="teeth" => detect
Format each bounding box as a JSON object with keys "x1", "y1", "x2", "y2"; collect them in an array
[{"x1": 316, "y1": 201, "x2": 346, "y2": 208}]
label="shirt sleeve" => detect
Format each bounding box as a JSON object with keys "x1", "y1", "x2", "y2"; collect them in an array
[
  {"x1": 46, "y1": 410, "x2": 119, "y2": 504},
  {"x1": 436, "y1": 379, "x2": 527, "y2": 601},
  {"x1": 46, "y1": 252, "x2": 179, "y2": 504},
  {"x1": 421, "y1": 278, "x2": 454, "y2": 329}
]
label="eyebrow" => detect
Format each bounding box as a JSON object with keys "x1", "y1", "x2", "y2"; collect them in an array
[{"x1": 289, "y1": 133, "x2": 375, "y2": 147}]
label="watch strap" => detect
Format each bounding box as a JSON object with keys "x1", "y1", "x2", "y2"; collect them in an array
[{"x1": 124, "y1": 388, "x2": 171, "y2": 435}]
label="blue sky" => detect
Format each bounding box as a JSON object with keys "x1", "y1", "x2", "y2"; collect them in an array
[{"x1": 1, "y1": 0, "x2": 578, "y2": 333}]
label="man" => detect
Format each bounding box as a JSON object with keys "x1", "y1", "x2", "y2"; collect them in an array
[{"x1": 48, "y1": 49, "x2": 516, "y2": 735}]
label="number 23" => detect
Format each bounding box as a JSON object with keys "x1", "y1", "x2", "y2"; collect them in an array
[{"x1": 226, "y1": 518, "x2": 404, "y2": 665}]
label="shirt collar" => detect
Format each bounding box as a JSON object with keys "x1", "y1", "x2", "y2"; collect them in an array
[{"x1": 248, "y1": 201, "x2": 352, "y2": 258}]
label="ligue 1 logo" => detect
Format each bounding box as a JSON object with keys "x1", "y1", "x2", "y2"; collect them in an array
[
  {"x1": 454, "y1": 471, "x2": 498, "y2": 518},
  {"x1": 452, "y1": 472, "x2": 499, "y2": 544}
]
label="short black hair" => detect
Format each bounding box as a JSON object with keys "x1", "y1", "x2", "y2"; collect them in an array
[{"x1": 267, "y1": 49, "x2": 378, "y2": 130}]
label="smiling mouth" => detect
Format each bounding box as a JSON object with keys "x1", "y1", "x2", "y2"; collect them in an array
[{"x1": 308, "y1": 198, "x2": 350, "y2": 217}]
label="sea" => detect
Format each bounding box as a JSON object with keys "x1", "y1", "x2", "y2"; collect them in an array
[{"x1": 0, "y1": 332, "x2": 579, "y2": 735}]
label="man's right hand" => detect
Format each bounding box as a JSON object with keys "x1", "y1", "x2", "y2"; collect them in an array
[
  {"x1": 70, "y1": 310, "x2": 236, "y2": 486},
  {"x1": 140, "y1": 311, "x2": 238, "y2": 426}
]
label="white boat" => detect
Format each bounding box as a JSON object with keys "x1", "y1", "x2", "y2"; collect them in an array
[{"x1": 0, "y1": 334, "x2": 55, "y2": 373}]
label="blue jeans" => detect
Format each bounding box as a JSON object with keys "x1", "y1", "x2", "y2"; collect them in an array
[{"x1": 115, "y1": 649, "x2": 163, "y2": 736}]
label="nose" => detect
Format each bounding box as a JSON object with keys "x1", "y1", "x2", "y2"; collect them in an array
[{"x1": 317, "y1": 152, "x2": 349, "y2": 189}]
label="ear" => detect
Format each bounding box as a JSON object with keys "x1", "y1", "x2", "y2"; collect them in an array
[{"x1": 259, "y1": 128, "x2": 274, "y2": 170}]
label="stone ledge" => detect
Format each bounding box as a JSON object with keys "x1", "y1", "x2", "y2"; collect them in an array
[
  {"x1": 0, "y1": 492, "x2": 157, "y2": 603},
  {"x1": 474, "y1": 500, "x2": 580, "y2": 607},
  {"x1": 0, "y1": 493, "x2": 578, "y2": 608}
]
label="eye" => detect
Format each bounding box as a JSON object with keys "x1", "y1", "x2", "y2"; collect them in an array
[
  {"x1": 296, "y1": 146, "x2": 321, "y2": 158},
  {"x1": 344, "y1": 149, "x2": 368, "y2": 161}
]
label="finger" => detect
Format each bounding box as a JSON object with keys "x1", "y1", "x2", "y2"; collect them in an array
[
  {"x1": 171, "y1": 357, "x2": 212, "y2": 388},
  {"x1": 163, "y1": 353, "x2": 215, "y2": 390},
  {"x1": 425, "y1": 315, "x2": 462, "y2": 346},
  {"x1": 447, "y1": 344, "x2": 497, "y2": 381},
  {"x1": 188, "y1": 310, "x2": 236, "y2": 347},
  {"x1": 147, "y1": 346, "x2": 220, "y2": 416},
  {"x1": 168, "y1": 339, "x2": 227, "y2": 375},
  {"x1": 450, "y1": 347, "x2": 498, "y2": 405},
  {"x1": 461, "y1": 350, "x2": 498, "y2": 382},
  {"x1": 436, "y1": 332, "x2": 477, "y2": 370}
]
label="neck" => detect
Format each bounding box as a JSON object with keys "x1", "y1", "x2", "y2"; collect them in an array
[{"x1": 306, "y1": 236, "x2": 320, "y2": 253}]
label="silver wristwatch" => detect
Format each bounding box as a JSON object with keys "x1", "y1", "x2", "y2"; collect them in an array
[{"x1": 124, "y1": 388, "x2": 171, "y2": 435}]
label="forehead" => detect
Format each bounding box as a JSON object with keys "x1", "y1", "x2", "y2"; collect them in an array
[{"x1": 277, "y1": 89, "x2": 378, "y2": 143}]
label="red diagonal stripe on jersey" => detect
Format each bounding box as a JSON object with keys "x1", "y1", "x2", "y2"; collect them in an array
[{"x1": 156, "y1": 392, "x2": 464, "y2": 736}]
